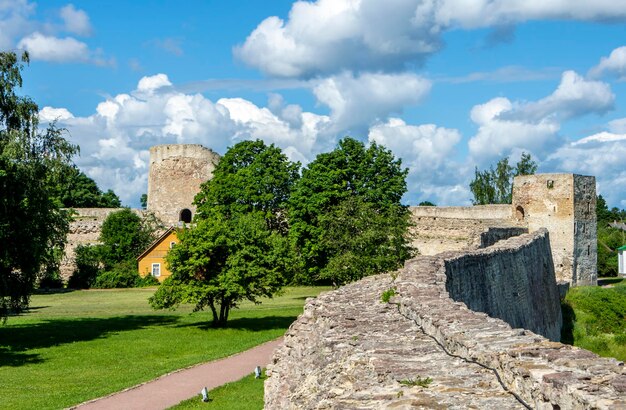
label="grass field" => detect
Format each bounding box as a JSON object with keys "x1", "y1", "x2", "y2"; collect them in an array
[
  {"x1": 562, "y1": 278, "x2": 626, "y2": 362},
  {"x1": 0, "y1": 286, "x2": 328, "y2": 410},
  {"x1": 170, "y1": 372, "x2": 264, "y2": 409}
]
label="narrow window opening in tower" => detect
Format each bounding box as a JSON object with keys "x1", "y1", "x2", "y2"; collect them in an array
[
  {"x1": 515, "y1": 205, "x2": 525, "y2": 221},
  {"x1": 179, "y1": 208, "x2": 192, "y2": 223}
]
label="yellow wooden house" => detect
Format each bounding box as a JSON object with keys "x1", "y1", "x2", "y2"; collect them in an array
[{"x1": 137, "y1": 227, "x2": 179, "y2": 282}]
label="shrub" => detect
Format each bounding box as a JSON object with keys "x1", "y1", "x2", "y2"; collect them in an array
[
  {"x1": 136, "y1": 274, "x2": 160, "y2": 287},
  {"x1": 381, "y1": 287, "x2": 397, "y2": 303},
  {"x1": 68, "y1": 245, "x2": 102, "y2": 289},
  {"x1": 92, "y1": 261, "x2": 140, "y2": 289},
  {"x1": 38, "y1": 271, "x2": 64, "y2": 289}
]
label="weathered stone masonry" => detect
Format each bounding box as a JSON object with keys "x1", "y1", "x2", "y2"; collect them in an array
[{"x1": 266, "y1": 231, "x2": 626, "y2": 409}]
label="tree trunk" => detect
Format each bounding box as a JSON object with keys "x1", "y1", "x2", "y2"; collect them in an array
[{"x1": 208, "y1": 298, "x2": 219, "y2": 326}]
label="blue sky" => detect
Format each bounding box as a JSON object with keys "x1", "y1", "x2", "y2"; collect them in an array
[{"x1": 5, "y1": 1, "x2": 626, "y2": 208}]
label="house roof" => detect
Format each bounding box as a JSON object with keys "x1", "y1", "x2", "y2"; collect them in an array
[
  {"x1": 618, "y1": 245, "x2": 626, "y2": 251},
  {"x1": 136, "y1": 227, "x2": 177, "y2": 261}
]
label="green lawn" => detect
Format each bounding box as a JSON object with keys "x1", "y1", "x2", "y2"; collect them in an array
[
  {"x1": 0, "y1": 286, "x2": 328, "y2": 410},
  {"x1": 170, "y1": 372, "x2": 264, "y2": 410},
  {"x1": 562, "y1": 278, "x2": 626, "y2": 362}
]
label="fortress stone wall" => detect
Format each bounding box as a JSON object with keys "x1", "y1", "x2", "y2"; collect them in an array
[
  {"x1": 410, "y1": 173, "x2": 597, "y2": 287},
  {"x1": 409, "y1": 205, "x2": 524, "y2": 255},
  {"x1": 265, "y1": 231, "x2": 626, "y2": 409},
  {"x1": 60, "y1": 208, "x2": 146, "y2": 279},
  {"x1": 147, "y1": 144, "x2": 219, "y2": 226},
  {"x1": 513, "y1": 174, "x2": 597, "y2": 286}
]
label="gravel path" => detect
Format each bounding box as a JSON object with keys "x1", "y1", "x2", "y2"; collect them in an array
[{"x1": 72, "y1": 338, "x2": 282, "y2": 410}]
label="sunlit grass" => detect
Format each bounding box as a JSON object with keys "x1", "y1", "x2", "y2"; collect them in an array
[
  {"x1": 0, "y1": 286, "x2": 329, "y2": 410},
  {"x1": 170, "y1": 372, "x2": 264, "y2": 410},
  {"x1": 562, "y1": 280, "x2": 626, "y2": 362}
]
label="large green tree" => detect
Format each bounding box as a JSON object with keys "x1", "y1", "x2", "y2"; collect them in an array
[
  {"x1": 469, "y1": 152, "x2": 537, "y2": 205},
  {"x1": 50, "y1": 164, "x2": 121, "y2": 208},
  {"x1": 288, "y1": 137, "x2": 414, "y2": 286},
  {"x1": 99, "y1": 208, "x2": 159, "y2": 269},
  {"x1": 0, "y1": 52, "x2": 77, "y2": 318},
  {"x1": 150, "y1": 140, "x2": 298, "y2": 326}
]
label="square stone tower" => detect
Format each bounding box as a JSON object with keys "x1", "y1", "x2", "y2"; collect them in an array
[{"x1": 512, "y1": 174, "x2": 596, "y2": 286}]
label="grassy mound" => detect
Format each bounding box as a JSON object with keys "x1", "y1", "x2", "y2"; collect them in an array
[{"x1": 562, "y1": 279, "x2": 626, "y2": 361}]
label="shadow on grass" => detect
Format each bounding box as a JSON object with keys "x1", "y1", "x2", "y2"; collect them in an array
[
  {"x1": 0, "y1": 315, "x2": 178, "y2": 367},
  {"x1": 598, "y1": 277, "x2": 624, "y2": 286},
  {"x1": 177, "y1": 315, "x2": 297, "y2": 332}
]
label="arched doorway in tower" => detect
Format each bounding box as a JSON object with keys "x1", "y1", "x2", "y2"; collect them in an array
[{"x1": 179, "y1": 208, "x2": 192, "y2": 223}]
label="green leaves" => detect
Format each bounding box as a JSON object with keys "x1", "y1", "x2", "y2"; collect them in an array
[
  {"x1": 469, "y1": 152, "x2": 537, "y2": 205},
  {"x1": 0, "y1": 51, "x2": 78, "y2": 318},
  {"x1": 288, "y1": 137, "x2": 413, "y2": 286},
  {"x1": 152, "y1": 140, "x2": 296, "y2": 326}
]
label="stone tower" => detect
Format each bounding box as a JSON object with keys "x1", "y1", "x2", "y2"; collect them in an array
[
  {"x1": 512, "y1": 174, "x2": 596, "y2": 286},
  {"x1": 147, "y1": 144, "x2": 220, "y2": 226}
]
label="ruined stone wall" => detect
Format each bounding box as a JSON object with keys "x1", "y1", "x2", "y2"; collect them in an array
[
  {"x1": 409, "y1": 205, "x2": 522, "y2": 255},
  {"x1": 573, "y1": 175, "x2": 597, "y2": 286},
  {"x1": 444, "y1": 229, "x2": 562, "y2": 341},
  {"x1": 60, "y1": 208, "x2": 144, "y2": 280},
  {"x1": 512, "y1": 174, "x2": 597, "y2": 285},
  {"x1": 266, "y1": 231, "x2": 626, "y2": 409},
  {"x1": 147, "y1": 144, "x2": 219, "y2": 226}
]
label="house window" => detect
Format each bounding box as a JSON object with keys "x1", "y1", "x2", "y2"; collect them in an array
[
  {"x1": 170, "y1": 241, "x2": 176, "y2": 249},
  {"x1": 151, "y1": 263, "x2": 161, "y2": 277}
]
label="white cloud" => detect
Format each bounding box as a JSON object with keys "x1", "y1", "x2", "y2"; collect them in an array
[
  {"x1": 17, "y1": 31, "x2": 88, "y2": 62},
  {"x1": 503, "y1": 71, "x2": 614, "y2": 122},
  {"x1": 237, "y1": 0, "x2": 626, "y2": 78},
  {"x1": 547, "y1": 135, "x2": 626, "y2": 208},
  {"x1": 136, "y1": 73, "x2": 172, "y2": 94},
  {"x1": 589, "y1": 46, "x2": 626, "y2": 80},
  {"x1": 2, "y1": 3, "x2": 110, "y2": 66},
  {"x1": 313, "y1": 71, "x2": 431, "y2": 132},
  {"x1": 0, "y1": 0, "x2": 35, "y2": 50},
  {"x1": 39, "y1": 106, "x2": 74, "y2": 122},
  {"x1": 60, "y1": 4, "x2": 92, "y2": 36},
  {"x1": 468, "y1": 71, "x2": 614, "y2": 162},
  {"x1": 368, "y1": 117, "x2": 465, "y2": 205},
  {"x1": 572, "y1": 131, "x2": 626, "y2": 145},
  {"x1": 38, "y1": 74, "x2": 335, "y2": 205}
]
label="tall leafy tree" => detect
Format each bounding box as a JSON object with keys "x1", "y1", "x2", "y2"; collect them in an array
[
  {"x1": 99, "y1": 208, "x2": 159, "y2": 268},
  {"x1": 469, "y1": 152, "x2": 537, "y2": 205},
  {"x1": 0, "y1": 52, "x2": 77, "y2": 318},
  {"x1": 150, "y1": 140, "x2": 298, "y2": 326},
  {"x1": 194, "y1": 139, "x2": 300, "y2": 232},
  {"x1": 288, "y1": 137, "x2": 414, "y2": 286},
  {"x1": 50, "y1": 164, "x2": 121, "y2": 208}
]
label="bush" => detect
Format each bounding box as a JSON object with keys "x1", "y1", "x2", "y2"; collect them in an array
[
  {"x1": 136, "y1": 274, "x2": 160, "y2": 287},
  {"x1": 38, "y1": 271, "x2": 64, "y2": 289},
  {"x1": 68, "y1": 245, "x2": 101, "y2": 289},
  {"x1": 92, "y1": 261, "x2": 141, "y2": 289}
]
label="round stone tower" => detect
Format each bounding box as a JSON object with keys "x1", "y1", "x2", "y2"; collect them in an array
[{"x1": 147, "y1": 144, "x2": 220, "y2": 226}]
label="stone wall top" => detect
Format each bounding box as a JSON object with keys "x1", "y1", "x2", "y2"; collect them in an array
[
  {"x1": 149, "y1": 144, "x2": 218, "y2": 163},
  {"x1": 266, "y1": 230, "x2": 626, "y2": 409},
  {"x1": 409, "y1": 204, "x2": 512, "y2": 220}
]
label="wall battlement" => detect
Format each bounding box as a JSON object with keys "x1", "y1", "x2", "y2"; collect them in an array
[{"x1": 265, "y1": 231, "x2": 625, "y2": 409}]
